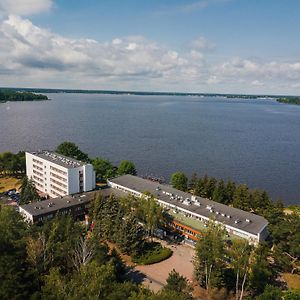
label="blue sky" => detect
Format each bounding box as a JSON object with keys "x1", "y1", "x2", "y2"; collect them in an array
[{"x1": 0, "y1": 0, "x2": 300, "y2": 94}]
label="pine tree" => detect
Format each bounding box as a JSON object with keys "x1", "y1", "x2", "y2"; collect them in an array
[
  {"x1": 20, "y1": 178, "x2": 40, "y2": 205},
  {"x1": 206, "y1": 177, "x2": 217, "y2": 199},
  {"x1": 225, "y1": 179, "x2": 236, "y2": 204},
  {"x1": 212, "y1": 180, "x2": 227, "y2": 203},
  {"x1": 232, "y1": 184, "x2": 251, "y2": 211},
  {"x1": 118, "y1": 213, "x2": 145, "y2": 255},
  {"x1": 188, "y1": 172, "x2": 198, "y2": 192}
]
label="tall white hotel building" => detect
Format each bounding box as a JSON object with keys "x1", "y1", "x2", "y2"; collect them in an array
[{"x1": 26, "y1": 151, "x2": 96, "y2": 198}]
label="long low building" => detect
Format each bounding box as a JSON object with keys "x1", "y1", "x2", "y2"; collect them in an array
[
  {"x1": 19, "y1": 188, "x2": 126, "y2": 223},
  {"x1": 108, "y1": 175, "x2": 269, "y2": 244}
]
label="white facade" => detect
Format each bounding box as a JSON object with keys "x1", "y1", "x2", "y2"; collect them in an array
[{"x1": 26, "y1": 151, "x2": 96, "y2": 198}]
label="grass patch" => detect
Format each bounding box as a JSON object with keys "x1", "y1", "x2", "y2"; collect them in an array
[
  {"x1": 0, "y1": 176, "x2": 22, "y2": 193},
  {"x1": 133, "y1": 241, "x2": 172, "y2": 265},
  {"x1": 286, "y1": 205, "x2": 300, "y2": 215},
  {"x1": 282, "y1": 273, "x2": 300, "y2": 290}
]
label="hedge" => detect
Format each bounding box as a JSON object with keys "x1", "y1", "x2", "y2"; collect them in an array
[{"x1": 133, "y1": 242, "x2": 173, "y2": 265}]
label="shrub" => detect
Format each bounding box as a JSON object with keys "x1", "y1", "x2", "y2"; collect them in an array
[{"x1": 133, "y1": 242, "x2": 172, "y2": 265}]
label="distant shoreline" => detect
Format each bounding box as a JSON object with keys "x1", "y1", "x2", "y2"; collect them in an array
[{"x1": 1, "y1": 86, "x2": 297, "y2": 99}]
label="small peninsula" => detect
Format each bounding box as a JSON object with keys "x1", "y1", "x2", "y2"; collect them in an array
[
  {"x1": 0, "y1": 89, "x2": 48, "y2": 103},
  {"x1": 277, "y1": 97, "x2": 300, "y2": 105}
]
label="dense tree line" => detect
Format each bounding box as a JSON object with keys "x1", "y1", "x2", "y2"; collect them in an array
[
  {"x1": 0, "y1": 151, "x2": 26, "y2": 174},
  {"x1": 56, "y1": 141, "x2": 137, "y2": 181},
  {"x1": 0, "y1": 90, "x2": 48, "y2": 102},
  {"x1": 172, "y1": 172, "x2": 275, "y2": 214},
  {"x1": 90, "y1": 193, "x2": 169, "y2": 257},
  {"x1": 277, "y1": 97, "x2": 300, "y2": 105},
  {"x1": 91, "y1": 193, "x2": 145, "y2": 256}
]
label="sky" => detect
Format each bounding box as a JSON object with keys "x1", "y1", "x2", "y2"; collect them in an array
[{"x1": 0, "y1": 0, "x2": 300, "y2": 94}]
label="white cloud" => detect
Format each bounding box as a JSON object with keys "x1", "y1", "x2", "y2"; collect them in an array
[
  {"x1": 0, "y1": 0, "x2": 53, "y2": 16},
  {"x1": 191, "y1": 37, "x2": 215, "y2": 51},
  {"x1": 251, "y1": 80, "x2": 264, "y2": 86},
  {"x1": 0, "y1": 15, "x2": 300, "y2": 94}
]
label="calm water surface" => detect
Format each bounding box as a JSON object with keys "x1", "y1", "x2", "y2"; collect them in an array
[{"x1": 0, "y1": 94, "x2": 299, "y2": 205}]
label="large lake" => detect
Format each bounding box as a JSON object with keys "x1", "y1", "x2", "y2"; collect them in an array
[{"x1": 0, "y1": 93, "x2": 299, "y2": 205}]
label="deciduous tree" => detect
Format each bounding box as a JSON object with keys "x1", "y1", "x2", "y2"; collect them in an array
[{"x1": 171, "y1": 172, "x2": 188, "y2": 191}]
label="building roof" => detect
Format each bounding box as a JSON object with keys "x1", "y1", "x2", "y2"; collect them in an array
[
  {"x1": 19, "y1": 188, "x2": 126, "y2": 217},
  {"x1": 109, "y1": 175, "x2": 268, "y2": 236},
  {"x1": 27, "y1": 150, "x2": 88, "y2": 169}
]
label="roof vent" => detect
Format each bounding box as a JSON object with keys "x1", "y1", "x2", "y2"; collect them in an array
[
  {"x1": 246, "y1": 219, "x2": 251, "y2": 223},
  {"x1": 234, "y1": 219, "x2": 240, "y2": 224},
  {"x1": 227, "y1": 215, "x2": 231, "y2": 218}
]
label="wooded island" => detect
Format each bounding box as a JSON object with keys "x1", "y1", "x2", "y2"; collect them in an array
[{"x1": 0, "y1": 89, "x2": 48, "y2": 103}]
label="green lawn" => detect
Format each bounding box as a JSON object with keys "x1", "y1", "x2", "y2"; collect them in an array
[{"x1": 169, "y1": 210, "x2": 208, "y2": 232}]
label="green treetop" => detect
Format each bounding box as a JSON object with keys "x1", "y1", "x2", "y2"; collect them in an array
[
  {"x1": 56, "y1": 141, "x2": 90, "y2": 162},
  {"x1": 171, "y1": 172, "x2": 188, "y2": 191},
  {"x1": 118, "y1": 160, "x2": 137, "y2": 176}
]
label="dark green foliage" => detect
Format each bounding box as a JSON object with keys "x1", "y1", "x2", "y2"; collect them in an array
[
  {"x1": 118, "y1": 160, "x2": 137, "y2": 176},
  {"x1": 20, "y1": 177, "x2": 40, "y2": 204},
  {"x1": 188, "y1": 172, "x2": 198, "y2": 191},
  {"x1": 92, "y1": 157, "x2": 115, "y2": 181},
  {"x1": 92, "y1": 194, "x2": 146, "y2": 256},
  {"x1": 0, "y1": 89, "x2": 48, "y2": 102},
  {"x1": 212, "y1": 179, "x2": 227, "y2": 203},
  {"x1": 132, "y1": 242, "x2": 172, "y2": 265},
  {"x1": 0, "y1": 207, "x2": 34, "y2": 299},
  {"x1": 256, "y1": 284, "x2": 282, "y2": 300},
  {"x1": 93, "y1": 194, "x2": 124, "y2": 242},
  {"x1": 118, "y1": 213, "x2": 145, "y2": 255},
  {"x1": 232, "y1": 184, "x2": 251, "y2": 211},
  {"x1": 194, "y1": 175, "x2": 218, "y2": 199},
  {"x1": 248, "y1": 244, "x2": 274, "y2": 294},
  {"x1": 171, "y1": 172, "x2": 188, "y2": 191},
  {"x1": 154, "y1": 289, "x2": 191, "y2": 300},
  {"x1": 0, "y1": 151, "x2": 26, "y2": 174},
  {"x1": 109, "y1": 248, "x2": 127, "y2": 281},
  {"x1": 42, "y1": 262, "x2": 117, "y2": 299},
  {"x1": 56, "y1": 141, "x2": 90, "y2": 162},
  {"x1": 284, "y1": 290, "x2": 300, "y2": 300},
  {"x1": 164, "y1": 269, "x2": 191, "y2": 296}
]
